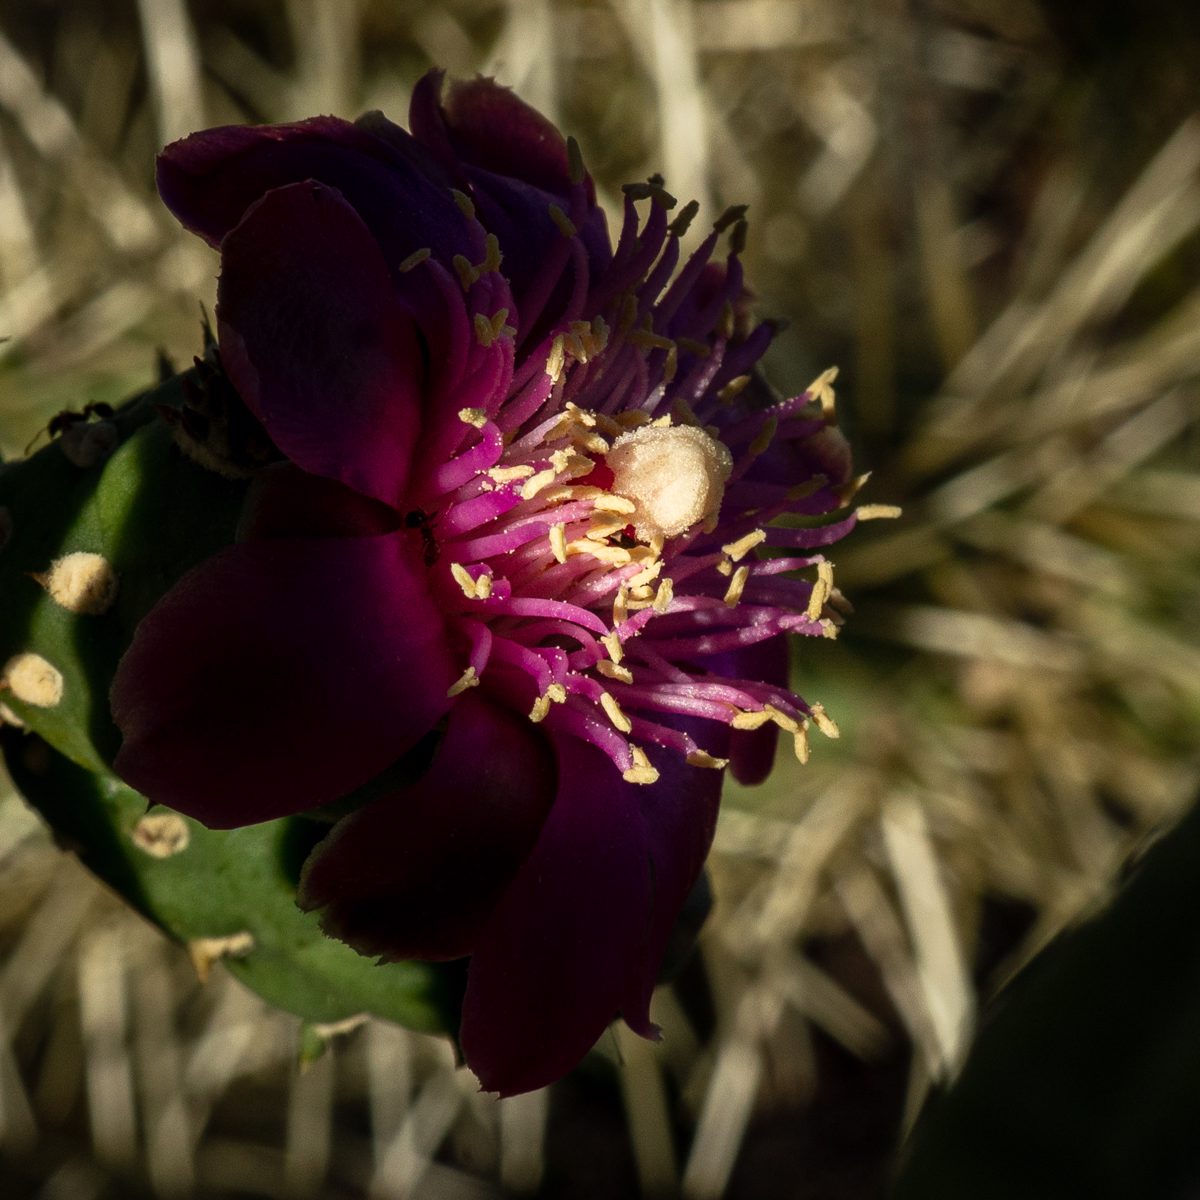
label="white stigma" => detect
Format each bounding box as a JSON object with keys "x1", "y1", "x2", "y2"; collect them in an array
[{"x1": 606, "y1": 424, "x2": 732, "y2": 541}]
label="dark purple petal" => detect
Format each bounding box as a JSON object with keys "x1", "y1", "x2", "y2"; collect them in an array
[
  {"x1": 409, "y1": 70, "x2": 612, "y2": 343},
  {"x1": 460, "y1": 733, "x2": 651, "y2": 1096},
  {"x1": 237, "y1": 464, "x2": 400, "y2": 542},
  {"x1": 298, "y1": 692, "x2": 555, "y2": 961},
  {"x1": 217, "y1": 182, "x2": 423, "y2": 507},
  {"x1": 410, "y1": 70, "x2": 582, "y2": 200},
  {"x1": 157, "y1": 115, "x2": 473, "y2": 269},
  {"x1": 621, "y1": 726, "x2": 725, "y2": 1031},
  {"x1": 111, "y1": 532, "x2": 456, "y2": 828}
]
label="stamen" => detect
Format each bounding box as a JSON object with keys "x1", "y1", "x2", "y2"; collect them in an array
[
  {"x1": 652, "y1": 577, "x2": 674, "y2": 613},
  {"x1": 857, "y1": 504, "x2": 903, "y2": 521},
  {"x1": 765, "y1": 704, "x2": 800, "y2": 732},
  {"x1": 453, "y1": 254, "x2": 478, "y2": 290},
  {"x1": 629, "y1": 329, "x2": 675, "y2": 352},
  {"x1": 806, "y1": 561, "x2": 834, "y2": 619},
  {"x1": 398, "y1": 247, "x2": 431, "y2": 272},
  {"x1": 480, "y1": 233, "x2": 503, "y2": 276},
  {"x1": 669, "y1": 199, "x2": 700, "y2": 237},
  {"x1": 447, "y1": 666, "x2": 480, "y2": 697},
  {"x1": 486, "y1": 465, "x2": 534, "y2": 485},
  {"x1": 601, "y1": 631, "x2": 624, "y2": 664},
  {"x1": 450, "y1": 562, "x2": 478, "y2": 598},
  {"x1": 723, "y1": 565, "x2": 749, "y2": 607},
  {"x1": 613, "y1": 586, "x2": 630, "y2": 625},
  {"x1": 807, "y1": 366, "x2": 839, "y2": 421},
  {"x1": 474, "y1": 308, "x2": 515, "y2": 348},
  {"x1": 592, "y1": 494, "x2": 636, "y2": 515},
  {"x1": 549, "y1": 523, "x2": 568, "y2": 564},
  {"x1": 597, "y1": 660, "x2": 634, "y2": 684},
  {"x1": 526, "y1": 678, "x2": 567, "y2": 723},
  {"x1": 722, "y1": 529, "x2": 766, "y2": 562},
  {"x1": 520, "y1": 468, "x2": 558, "y2": 500},
  {"x1": 600, "y1": 691, "x2": 633, "y2": 733},
  {"x1": 731, "y1": 708, "x2": 773, "y2": 730},
  {"x1": 546, "y1": 335, "x2": 566, "y2": 381},
  {"x1": 747, "y1": 415, "x2": 777, "y2": 460},
  {"x1": 810, "y1": 702, "x2": 841, "y2": 738},
  {"x1": 718, "y1": 374, "x2": 751, "y2": 404},
  {"x1": 628, "y1": 558, "x2": 663, "y2": 590},
  {"x1": 622, "y1": 745, "x2": 660, "y2": 785},
  {"x1": 714, "y1": 203, "x2": 749, "y2": 232},
  {"x1": 458, "y1": 407, "x2": 488, "y2": 428},
  {"x1": 686, "y1": 749, "x2": 730, "y2": 770},
  {"x1": 549, "y1": 204, "x2": 577, "y2": 238},
  {"x1": 587, "y1": 519, "x2": 629, "y2": 541},
  {"x1": 450, "y1": 189, "x2": 475, "y2": 219},
  {"x1": 793, "y1": 724, "x2": 811, "y2": 764}
]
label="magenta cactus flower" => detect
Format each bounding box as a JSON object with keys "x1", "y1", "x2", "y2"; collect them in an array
[{"x1": 110, "y1": 71, "x2": 860, "y2": 1096}]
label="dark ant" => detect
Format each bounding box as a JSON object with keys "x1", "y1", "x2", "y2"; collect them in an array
[
  {"x1": 25, "y1": 401, "x2": 115, "y2": 455},
  {"x1": 404, "y1": 509, "x2": 440, "y2": 566}
]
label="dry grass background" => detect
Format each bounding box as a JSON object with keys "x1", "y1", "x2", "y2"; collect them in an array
[{"x1": 1, "y1": 1, "x2": 1198, "y2": 1196}]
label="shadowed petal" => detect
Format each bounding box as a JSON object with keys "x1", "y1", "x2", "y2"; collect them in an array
[
  {"x1": 299, "y1": 692, "x2": 555, "y2": 961},
  {"x1": 620, "y1": 728, "x2": 725, "y2": 1034},
  {"x1": 410, "y1": 70, "x2": 582, "y2": 199},
  {"x1": 408, "y1": 71, "x2": 612, "y2": 341},
  {"x1": 217, "y1": 182, "x2": 423, "y2": 507},
  {"x1": 237, "y1": 464, "x2": 400, "y2": 543},
  {"x1": 460, "y1": 733, "x2": 651, "y2": 1096},
  {"x1": 157, "y1": 115, "x2": 470, "y2": 268},
  {"x1": 112, "y1": 532, "x2": 455, "y2": 827}
]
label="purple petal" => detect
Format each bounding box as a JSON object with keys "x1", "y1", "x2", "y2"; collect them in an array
[
  {"x1": 217, "y1": 182, "x2": 423, "y2": 507},
  {"x1": 111, "y1": 532, "x2": 455, "y2": 827},
  {"x1": 460, "y1": 725, "x2": 724, "y2": 1096},
  {"x1": 408, "y1": 71, "x2": 612, "y2": 342},
  {"x1": 410, "y1": 70, "x2": 582, "y2": 199},
  {"x1": 157, "y1": 115, "x2": 471, "y2": 269},
  {"x1": 460, "y1": 733, "x2": 651, "y2": 1096},
  {"x1": 237, "y1": 464, "x2": 400, "y2": 542},
  {"x1": 620, "y1": 726, "x2": 725, "y2": 1031},
  {"x1": 298, "y1": 692, "x2": 555, "y2": 961}
]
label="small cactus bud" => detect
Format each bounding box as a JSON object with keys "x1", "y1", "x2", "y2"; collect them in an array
[
  {"x1": 37, "y1": 552, "x2": 119, "y2": 615},
  {"x1": 2, "y1": 653, "x2": 64, "y2": 708}
]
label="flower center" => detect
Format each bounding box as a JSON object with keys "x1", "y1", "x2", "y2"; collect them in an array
[{"x1": 607, "y1": 424, "x2": 733, "y2": 541}]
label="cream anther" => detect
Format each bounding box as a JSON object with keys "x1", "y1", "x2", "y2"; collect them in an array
[
  {"x1": 807, "y1": 561, "x2": 834, "y2": 620},
  {"x1": 622, "y1": 745, "x2": 660, "y2": 785},
  {"x1": 607, "y1": 424, "x2": 733, "y2": 541},
  {"x1": 447, "y1": 666, "x2": 480, "y2": 697}
]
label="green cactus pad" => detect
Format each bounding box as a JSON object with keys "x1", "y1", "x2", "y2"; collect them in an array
[
  {"x1": 3, "y1": 731, "x2": 455, "y2": 1031},
  {"x1": 0, "y1": 378, "x2": 461, "y2": 1036}
]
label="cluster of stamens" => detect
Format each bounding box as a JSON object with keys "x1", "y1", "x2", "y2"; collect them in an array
[{"x1": 407, "y1": 164, "x2": 898, "y2": 784}]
